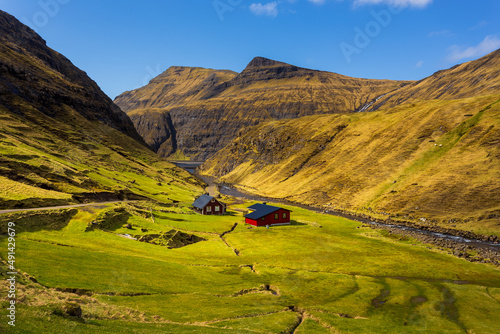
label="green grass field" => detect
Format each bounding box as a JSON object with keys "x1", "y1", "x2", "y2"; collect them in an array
[{"x1": 1, "y1": 201, "x2": 499, "y2": 333}]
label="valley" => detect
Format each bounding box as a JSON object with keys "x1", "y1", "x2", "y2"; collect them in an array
[
  {"x1": 119, "y1": 48, "x2": 500, "y2": 242},
  {"x1": 0, "y1": 7, "x2": 499, "y2": 334}
]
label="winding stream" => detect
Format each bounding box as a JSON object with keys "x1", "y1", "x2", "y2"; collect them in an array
[{"x1": 173, "y1": 161, "x2": 500, "y2": 253}]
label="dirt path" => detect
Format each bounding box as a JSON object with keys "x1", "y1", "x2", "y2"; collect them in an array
[{"x1": 0, "y1": 201, "x2": 124, "y2": 215}]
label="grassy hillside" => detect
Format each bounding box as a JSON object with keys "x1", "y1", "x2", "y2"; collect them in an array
[
  {"x1": 115, "y1": 57, "x2": 408, "y2": 160},
  {"x1": 201, "y1": 94, "x2": 500, "y2": 236},
  {"x1": 0, "y1": 10, "x2": 203, "y2": 209},
  {"x1": 1, "y1": 200, "x2": 499, "y2": 333},
  {"x1": 0, "y1": 102, "x2": 203, "y2": 209},
  {"x1": 0, "y1": 10, "x2": 144, "y2": 143}
]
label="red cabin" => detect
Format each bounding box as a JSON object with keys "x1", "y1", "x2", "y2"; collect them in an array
[{"x1": 244, "y1": 203, "x2": 291, "y2": 227}]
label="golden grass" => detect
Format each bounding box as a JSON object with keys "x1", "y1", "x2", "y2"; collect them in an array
[
  {"x1": 371, "y1": 49, "x2": 500, "y2": 111},
  {"x1": 202, "y1": 95, "x2": 500, "y2": 235},
  {"x1": 0, "y1": 176, "x2": 72, "y2": 201},
  {"x1": 0, "y1": 100, "x2": 203, "y2": 208}
]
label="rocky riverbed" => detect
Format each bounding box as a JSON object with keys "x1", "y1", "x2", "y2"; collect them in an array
[{"x1": 366, "y1": 223, "x2": 500, "y2": 266}]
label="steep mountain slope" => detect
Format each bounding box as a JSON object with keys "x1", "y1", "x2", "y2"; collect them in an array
[
  {"x1": 367, "y1": 49, "x2": 500, "y2": 111},
  {"x1": 201, "y1": 51, "x2": 500, "y2": 235},
  {"x1": 0, "y1": 10, "x2": 144, "y2": 143},
  {"x1": 115, "y1": 57, "x2": 408, "y2": 160},
  {"x1": 0, "y1": 10, "x2": 202, "y2": 209}
]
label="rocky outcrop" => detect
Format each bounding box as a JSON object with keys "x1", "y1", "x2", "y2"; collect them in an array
[
  {"x1": 136, "y1": 229, "x2": 205, "y2": 249},
  {"x1": 128, "y1": 111, "x2": 177, "y2": 157}
]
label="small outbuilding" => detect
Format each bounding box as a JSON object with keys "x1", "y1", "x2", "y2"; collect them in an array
[
  {"x1": 244, "y1": 203, "x2": 291, "y2": 227},
  {"x1": 193, "y1": 195, "x2": 226, "y2": 215}
]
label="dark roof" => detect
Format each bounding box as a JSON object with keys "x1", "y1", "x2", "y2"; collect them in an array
[
  {"x1": 192, "y1": 195, "x2": 214, "y2": 209},
  {"x1": 245, "y1": 203, "x2": 289, "y2": 220}
]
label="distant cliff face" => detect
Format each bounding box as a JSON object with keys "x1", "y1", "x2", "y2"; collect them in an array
[
  {"x1": 115, "y1": 66, "x2": 238, "y2": 113},
  {"x1": 115, "y1": 58, "x2": 408, "y2": 160},
  {"x1": 128, "y1": 111, "x2": 177, "y2": 157},
  {"x1": 0, "y1": 10, "x2": 144, "y2": 144}
]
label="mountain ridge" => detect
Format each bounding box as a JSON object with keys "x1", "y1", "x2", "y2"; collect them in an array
[
  {"x1": 368, "y1": 48, "x2": 500, "y2": 111},
  {"x1": 244, "y1": 56, "x2": 291, "y2": 69},
  {"x1": 115, "y1": 56, "x2": 408, "y2": 160}
]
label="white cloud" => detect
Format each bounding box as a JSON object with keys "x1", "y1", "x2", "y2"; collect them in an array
[
  {"x1": 353, "y1": 0, "x2": 433, "y2": 8},
  {"x1": 415, "y1": 60, "x2": 424, "y2": 68},
  {"x1": 249, "y1": 2, "x2": 279, "y2": 17},
  {"x1": 308, "y1": 0, "x2": 327, "y2": 4},
  {"x1": 447, "y1": 35, "x2": 500, "y2": 62}
]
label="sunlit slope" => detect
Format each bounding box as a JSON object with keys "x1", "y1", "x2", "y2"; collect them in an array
[
  {"x1": 0, "y1": 104, "x2": 203, "y2": 209},
  {"x1": 0, "y1": 10, "x2": 203, "y2": 208},
  {"x1": 201, "y1": 95, "x2": 500, "y2": 235},
  {"x1": 115, "y1": 57, "x2": 408, "y2": 159},
  {"x1": 115, "y1": 66, "x2": 238, "y2": 112},
  {"x1": 370, "y1": 49, "x2": 500, "y2": 111}
]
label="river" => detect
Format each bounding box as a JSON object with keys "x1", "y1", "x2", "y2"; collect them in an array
[{"x1": 172, "y1": 161, "x2": 500, "y2": 253}]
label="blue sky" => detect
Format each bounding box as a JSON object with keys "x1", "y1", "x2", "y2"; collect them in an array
[{"x1": 2, "y1": 0, "x2": 499, "y2": 98}]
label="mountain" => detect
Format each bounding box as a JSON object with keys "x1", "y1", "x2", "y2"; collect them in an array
[
  {"x1": 0, "y1": 10, "x2": 202, "y2": 209},
  {"x1": 367, "y1": 49, "x2": 500, "y2": 111},
  {"x1": 0, "y1": 11, "x2": 144, "y2": 143},
  {"x1": 200, "y1": 50, "x2": 500, "y2": 235},
  {"x1": 116, "y1": 66, "x2": 238, "y2": 158},
  {"x1": 116, "y1": 66, "x2": 238, "y2": 113},
  {"x1": 115, "y1": 57, "x2": 409, "y2": 160}
]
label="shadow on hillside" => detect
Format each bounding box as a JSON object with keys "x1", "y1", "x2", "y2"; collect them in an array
[
  {"x1": 290, "y1": 220, "x2": 307, "y2": 226},
  {"x1": 0, "y1": 209, "x2": 78, "y2": 234},
  {"x1": 224, "y1": 211, "x2": 238, "y2": 216}
]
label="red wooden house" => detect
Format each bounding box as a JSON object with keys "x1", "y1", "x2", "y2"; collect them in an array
[
  {"x1": 244, "y1": 203, "x2": 291, "y2": 227},
  {"x1": 193, "y1": 195, "x2": 226, "y2": 215}
]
